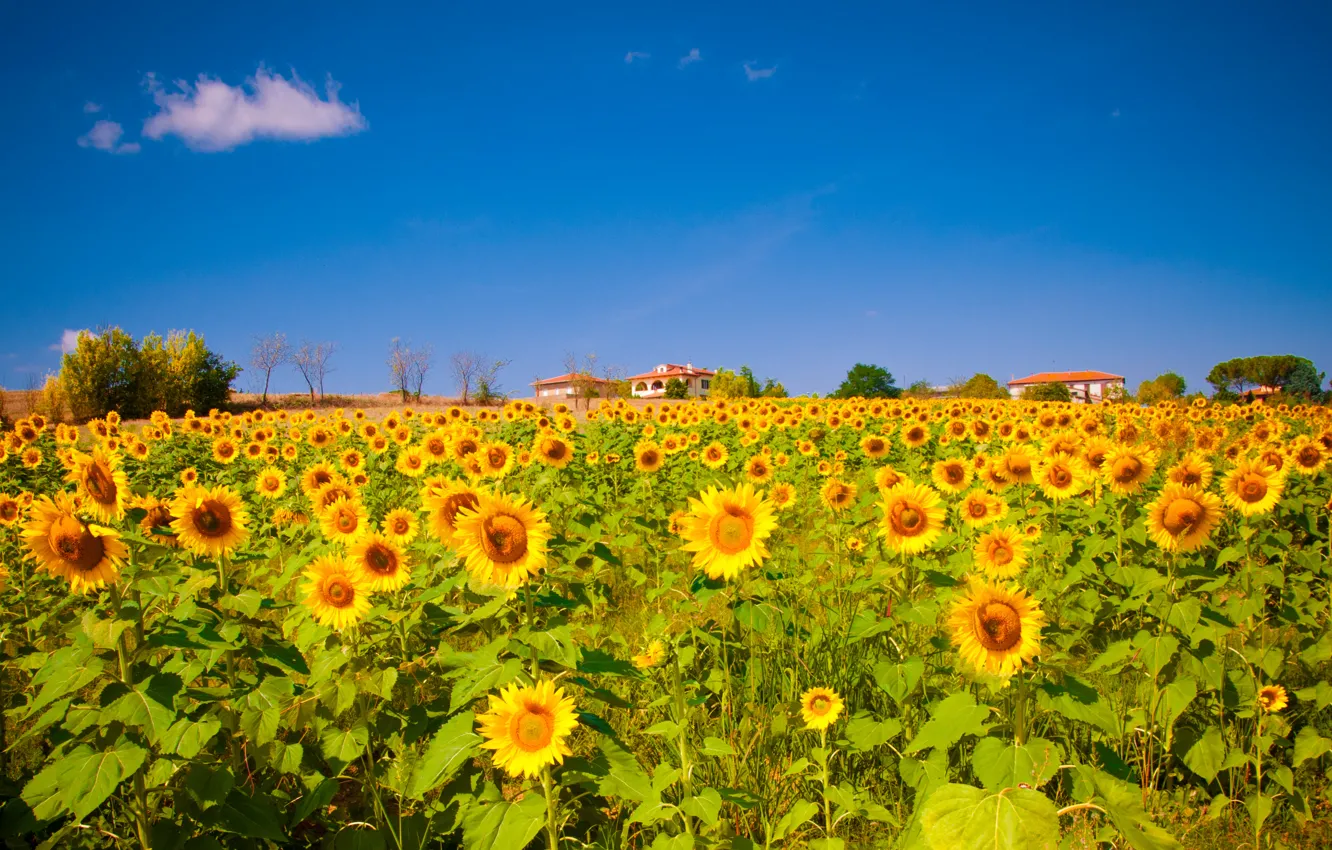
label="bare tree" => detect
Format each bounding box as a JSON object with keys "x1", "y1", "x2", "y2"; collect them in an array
[
  {"x1": 451, "y1": 352, "x2": 510, "y2": 405},
  {"x1": 410, "y1": 343, "x2": 434, "y2": 401},
  {"x1": 250, "y1": 333, "x2": 291, "y2": 405},
  {"x1": 388, "y1": 338, "x2": 412, "y2": 402},
  {"x1": 450, "y1": 351, "x2": 480, "y2": 405},
  {"x1": 294, "y1": 341, "x2": 337, "y2": 404}
]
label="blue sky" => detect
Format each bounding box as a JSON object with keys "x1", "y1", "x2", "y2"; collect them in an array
[{"x1": 2, "y1": 1, "x2": 1330, "y2": 398}]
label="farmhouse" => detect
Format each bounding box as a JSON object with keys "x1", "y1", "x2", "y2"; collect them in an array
[
  {"x1": 530, "y1": 373, "x2": 614, "y2": 400},
  {"x1": 1007, "y1": 370, "x2": 1125, "y2": 403},
  {"x1": 629, "y1": 363, "x2": 715, "y2": 399}
]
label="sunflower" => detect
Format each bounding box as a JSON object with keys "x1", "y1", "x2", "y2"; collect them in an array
[
  {"x1": 320, "y1": 496, "x2": 369, "y2": 544},
  {"x1": 424, "y1": 480, "x2": 483, "y2": 543},
  {"x1": 382, "y1": 508, "x2": 420, "y2": 545},
  {"x1": 340, "y1": 449, "x2": 366, "y2": 472},
  {"x1": 877, "y1": 483, "x2": 947, "y2": 555},
  {"x1": 901, "y1": 424, "x2": 931, "y2": 449},
  {"x1": 948, "y1": 580, "x2": 1046, "y2": 678},
  {"x1": 1221, "y1": 459, "x2": 1284, "y2": 517},
  {"x1": 634, "y1": 442, "x2": 664, "y2": 473},
  {"x1": 632, "y1": 640, "x2": 668, "y2": 669},
  {"x1": 769, "y1": 482, "x2": 797, "y2": 511},
  {"x1": 799, "y1": 687, "x2": 844, "y2": 731},
  {"x1": 1145, "y1": 483, "x2": 1223, "y2": 552},
  {"x1": 957, "y1": 490, "x2": 1006, "y2": 528},
  {"x1": 701, "y1": 441, "x2": 729, "y2": 470},
  {"x1": 874, "y1": 465, "x2": 907, "y2": 493},
  {"x1": 476, "y1": 680, "x2": 579, "y2": 779},
  {"x1": 973, "y1": 527, "x2": 1028, "y2": 579},
  {"x1": 21, "y1": 447, "x2": 42, "y2": 469},
  {"x1": 452, "y1": 492, "x2": 552, "y2": 589},
  {"x1": 312, "y1": 481, "x2": 359, "y2": 514},
  {"x1": 479, "y1": 441, "x2": 516, "y2": 478},
  {"x1": 1035, "y1": 455, "x2": 1089, "y2": 501},
  {"x1": 395, "y1": 446, "x2": 428, "y2": 478},
  {"x1": 169, "y1": 485, "x2": 250, "y2": 558},
  {"x1": 22, "y1": 493, "x2": 127, "y2": 591},
  {"x1": 1166, "y1": 453, "x2": 1214, "y2": 489},
  {"x1": 1257, "y1": 684, "x2": 1288, "y2": 714},
  {"x1": 300, "y1": 462, "x2": 341, "y2": 497},
  {"x1": 1104, "y1": 447, "x2": 1158, "y2": 495},
  {"x1": 680, "y1": 483, "x2": 778, "y2": 581},
  {"x1": 534, "y1": 434, "x2": 575, "y2": 469},
  {"x1": 0, "y1": 494, "x2": 23, "y2": 526},
  {"x1": 1286, "y1": 437, "x2": 1326, "y2": 476},
  {"x1": 931, "y1": 459, "x2": 973, "y2": 494},
  {"x1": 212, "y1": 437, "x2": 239, "y2": 465},
  {"x1": 65, "y1": 447, "x2": 129, "y2": 522},
  {"x1": 180, "y1": 467, "x2": 199, "y2": 486},
  {"x1": 348, "y1": 532, "x2": 411, "y2": 592},
  {"x1": 255, "y1": 467, "x2": 287, "y2": 499},
  {"x1": 135, "y1": 496, "x2": 179, "y2": 548},
  {"x1": 820, "y1": 478, "x2": 857, "y2": 512},
  {"x1": 860, "y1": 435, "x2": 890, "y2": 459},
  {"x1": 999, "y1": 446, "x2": 1038, "y2": 485},
  {"x1": 302, "y1": 555, "x2": 372, "y2": 629}
]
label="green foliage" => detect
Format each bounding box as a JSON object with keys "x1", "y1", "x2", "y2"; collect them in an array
[
  {"x1": 832, "y1": 363, "x2": 901, "y2": 399},
  {"x1": 710, "y1": 365, "x2": 785, "y2": 399},
  {"x1": 58, "y1": 327, "x2": 239, "y2": 420},
  {"x1": 1021, "y1": 381, "x2": 1071, "y2": 402},
  {"x1": 954, "y1": 373, "x2": 1009, "y2": 399},
  {"x1": 663, "y1": 377, "x2": 689, "y2": 399},
  {"x1": 1206, "y1": 354, "x2": 1324, "y2": 397},
  {"x1": 1137, "y1": 372, "x2": 1187, "y2": 406}
]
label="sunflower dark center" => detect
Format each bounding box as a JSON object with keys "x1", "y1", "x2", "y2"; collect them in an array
[
  {"x1": 481, "y1": 515, "x2": 529, "y2": 564},
  {"x1": 85, "y1": 463, "x2": 115, "y2": 503},
  {"x1": 975, "y1": 602, "x2": 1022, "y2": 651},
  {"x1": 710, "y1": 506, "x2": 754, "y2": 555},
  {"x1": 192, "y1": 500, "x2": 232, "y2": 538},
  {"x1": 892, "y1": 504, "x2": 924, "y2": 535},
  {"x1": 324, "y1": 577, "x2": 354, "y2": 607},
  {"x1": 49, "y1": 518, "x2": 105, "y2": 571},
  {"x1": 989, "y1": 541, "x2": 1014, "y2": 565},
  {"x1": 1239, "y1": 476, "x2": 1266, "y2": 502},
  {"x1": 1163, "y1": 499, "x2": 1201, "y2": 534},
  {"x1": 511, "y1": 708, "x2": 554, "y2": 751},
  {"x1": 365, "y1": 544, "x2": 396, "y2": 575},
  {"x1": 1112, "y1": 458, "x2": 1142, "y2": 483}
]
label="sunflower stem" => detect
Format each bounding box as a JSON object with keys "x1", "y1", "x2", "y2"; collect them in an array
[
  {"x1": 670, "y1": 655, "x2": 695, "y2": 836},
  {"x1": 820, "y1": 726, "x2": 832, "y2": 838},
  {"x1": 525, "y1": 581, "x2": 540, "y2": 678},
  {"x1": 109, "y1": 582, "x2": 153, "y2": 849},
  {"x1": 541, "y1": 766, "x2": 560, "y2": 850}
]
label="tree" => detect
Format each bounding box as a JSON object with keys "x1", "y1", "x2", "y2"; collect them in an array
[
  {"x1": 450, "y1": 352, "x2": 508, "y2": 405},
  {"x1": 250, "y1": 333, "x2": 290, "y2": 405},
  {"x1": 388, "y1": 338, "x2": 413, "y2": 403},
  {"x1": 832, "y1": 363, "x2": 900, "y2": 399},
  {"x1": 954, "y1": 373, "x2": 1009, "y2": 400},
  {"x1": 1284, "y1": 360, "x2": 1326, "y2": 398},
  {"x1": 760, "y1": 379, "x2": 788, "y2": 398},
  {"x1": 409, "y1": 343, "x2": 434, "y2": 400},
  {"x1": 1022, "y1": 382, "x2": 1072, "y2": 402},
  {"x1": 902, "y1": 379, "x2": 934, "y2": 399},
  {"x1": 294, "y1": 341, "x2": 337, "y2": 404},
  {"x1": 709, "y1": 368, "x2": 750, "y2": 399},
  {"x1": 663, "y1": 377, "x2": 689, "y2": 399},
  {"x1": 1207, "y1": 355, "x2": 1322, "y2": 397}
]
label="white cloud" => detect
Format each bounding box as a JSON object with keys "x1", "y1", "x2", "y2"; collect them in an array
[
  {"x1": 743, "y1": 62, "x2": 777, "y2": 81},
  {"x1": 83, "y1": 101, "x2": 102, "y2": 113},
  {"x1": 77, "y1": 120, "x2": 140, "y2": 154},
  {"x1": 678, "y1": 48, "x2": 701, "y2": 69},
  {"x1": 624, "y1": 51, "x2": 650, "y2": 64},
  {"x1": 142, "y1": 67, "x2": 367, "y2": 152},
  {"x1": 50, "y1": 330, "x2": 82, "y2": 354}
]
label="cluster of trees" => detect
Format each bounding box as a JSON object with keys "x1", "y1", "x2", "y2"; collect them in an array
[
  {"x1": 710, "y1": 365, "x2": 787, "y2": 399},
  {"x1": 1206, "y1": 355, "x2": 1325, "y2": 399},
  {"x1": 54, "y1": 327, "x2": 240, "y2": 420},
  {"x1": 250, "y1": 334, "x2": 339, "y2": 405}
]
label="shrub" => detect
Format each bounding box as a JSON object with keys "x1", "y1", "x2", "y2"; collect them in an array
[
  {"x1": 1022, "y1": 381, "x2": 1072, "y2": 402},
  {"x1": 663, "y1": 377, "x2": 689, "y2": 399}
]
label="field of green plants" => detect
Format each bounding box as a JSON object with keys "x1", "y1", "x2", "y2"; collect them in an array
[{"x1": 0, "y1": 396, "x2": 1329, "y2": 849}]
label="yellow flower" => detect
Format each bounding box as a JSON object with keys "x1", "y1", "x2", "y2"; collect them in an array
[
  {"x1": 957, "y1": 490, "x2": 1006, "y2": 528},
  {"x1": 799, "y1": 687, "x2": 844, "y2": 731},
  {"x1": 534, "y1": 433, "x2": 575, "y2": 469},
  {"x1": 301, "y1": 555, "x2": 372, "y2": 629},
  {"x1": 348, "y1": 532, "x2": 411, "y2": 592},
  {"x1": 973, "y1": 526, "x2": 1028, "y2": 579},
  {"x1": 1221, "y1": 458, "x2": 1284, "y2": 517},
  {"x1": 255, "y1": 467, "x2": 287, "y2": 499},
  {"x1": 395, "y1": 446, "x2": 428, "y2": 478},
  {"x1": 632, "y1": 640, "x2": 668, "y2": 669},
  {"x1": 1103, "y1": 446, "x2": 1158, "y2": 496},
  {"x1": 169, "y1": 485, "x2": 250, "y2": 559},
  {"x1": 477, "y1": 680, "x2": 578, "y2": 778},
  {"x1": 820, "y1": 478, "x2": 856, "y2": 512},
  {"x1": 877, "y1": 482, "x2": 946, "y2": 555},
  {"x1": 701, "y1": 441, "x2": 729, "y2": 470},
  {"x1": 634, "y1": 441, "x2": 665, "y2": 473},
  {"x1": 65, "y1": 447, "x2": 129, "y2": 522},
  {"x1": 1035, "y1": 455, "x2": 1089, "y2": 501},
  {"x1": 948, "y1": 580, "x2": 1046, "y2": 678},
  {"x1": 320, "y1": 496, "x2": 369, "y2": 544},
  {"x1": 0, "y1": 493, "x2": 23, "y2": 526},
  {"x1": 769, "y1": 482, "x2": 797, "y2": 511},
  {"x1": 1145, "y1": 483, "x2": 1223, "y2": 552},
  {"x1": 1257, "y1": 685, "x2": 1288, "y2": 714},
  {"x1": 424, "y1": 480, "x2": 483, "y2": 544},
  {"x1": 21, "y1": 492, "x2": 126, "y2": 592},
  {"x1": 930, "y1": 459, "x2": 973, "y2": 494},
  {"x1": 679, "y1": 483, "x2": 778, "y2": 581},
  {"x1": 452, "y1": 492, "x2": 552, "y2": 589},
  {"x1": 382, "y1": 508, "x2": 420, "y2": 545}
]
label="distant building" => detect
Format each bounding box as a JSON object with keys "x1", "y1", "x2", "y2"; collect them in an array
[
  {"x1": 1007, "y1": 370, "x2": 1125, "y2": 403},
  {"x1": 531, "y1": 373, "x2": 614, "y2": 400},
  {"x1": 629, "y1": 363, "x2": 715, "y2": 399}
]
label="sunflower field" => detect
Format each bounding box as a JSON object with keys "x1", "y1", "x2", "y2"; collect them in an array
[{"x1": 0, "y1": 396, "x2": 1330, "y2": 850}]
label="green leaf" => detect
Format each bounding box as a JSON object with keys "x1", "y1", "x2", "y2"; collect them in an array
[
  {"x1": 919, "y1": 784, "x2": 1059, "y2": 850},
  {"x1": 185, "y1": 765, "x2": 234, "y2": 810},
  {"x1": 321, "y1": 724, "x2": 369, "y2": 774},
  {"x1": 407, "y1": 712, "x2": 481, "y2": 799},
  {"x1": 596, "y1": 737, "x2": 655, "y2": 803},
  {"x1": 970, "y1": 737, "x2": 1061, "y2": 791},
  {"x1": 905, "y1": 692, "x2": 990, "y2": 755},
  {"x1": 577, "y1": 647, "x2": 638, "y2": 677},
  {"x1": 1181, "y1": 726, "x2": 1226, "y2": 782},
  {"x1": 680, "y1": 787, "x2": 723, "y2": 826},
  {"x1": 1161, "y1": 677, "x2": 1196, "y2": 728},
  {"x1": 60, "y1": 738, "x2": 149, "y2": 820},
  {"x1": 1244, "y1": 794, "x2": 1273, "y2": 834},
  {"x1": 871, "y1": 657, "x2": 924, "y2": 704},
  {"x1": 219, "y1": 589, "x2": 263, "y2": 618},
  {"x1": 700, "y1": 736, "x2": 736, "y2": 756},
  {"x1": 290, "y1": 776, "x2": 339, "y2": 827},
  {"x1": 1086, "y1": 640, "x2": 1135, "y2": 673},
  {"x1": 20, "y1": 758, "x2": 67, "y2": 822},
  {"x1": 27, "y1": 656, "x2": 103, "y2": 718},
  {"x1": 212, "y1": 789, "x2": 287, "y2": 841},
  {"x1": 770, "y1": 799, "x2": 819, "y2": 842},
  {"x1": 843, "y1": 712, "x2": 902, "y2": 752},
  {"x1": 104, "y1": 677, "x2": 178, "y2": 745},
  {"x1": 336, "y1": 828, "x2": 387, "y2": 850},
  {"x1": 462, "y1": 794, "x2": 547, "y2": 850},
  {"x1": 161, "y1": 717, "x2": 222, "y2": 759},
  {"x1": 1137, "y1": 633, "x2": 1179, "y2": 677},
  {"x1": 1088, "y1": 768, "x2": 1182, "y2": 850},
  {"x1": 1293, "y1": 726, "x2": 1332, "y2": 767}
]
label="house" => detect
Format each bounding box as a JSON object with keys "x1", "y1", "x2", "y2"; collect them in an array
[
  {"x1": 531, "y1": 373, "x2": 614, "y2": 400},
  {"x1": 1007, "y1": 371, "x2": 1125, "y2": 403},
  {"x1": 629, "y1": 363, "x2": 715, "y2": 398}
]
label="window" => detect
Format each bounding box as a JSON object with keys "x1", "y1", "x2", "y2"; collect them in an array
[
  {"x1": 701, "y1": 379, "x2": 710, "y2": 390},
  {"x1": 651, "y1": 380, "x2": 664, "y2": 391},
  {"x1": 635, "y1": 382, "x2": 647, "y2": 392}
]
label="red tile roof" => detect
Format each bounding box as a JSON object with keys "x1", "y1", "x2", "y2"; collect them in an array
[
  {"x1": 628, "y1": 363, "x2": 715, "y2": 381},
  {"x1": 1008, "y1": 370, "x2": 1124, "y2": 386},
  {"x1": 531, "y1": 373, "x2": 612, "y2": 386}
]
